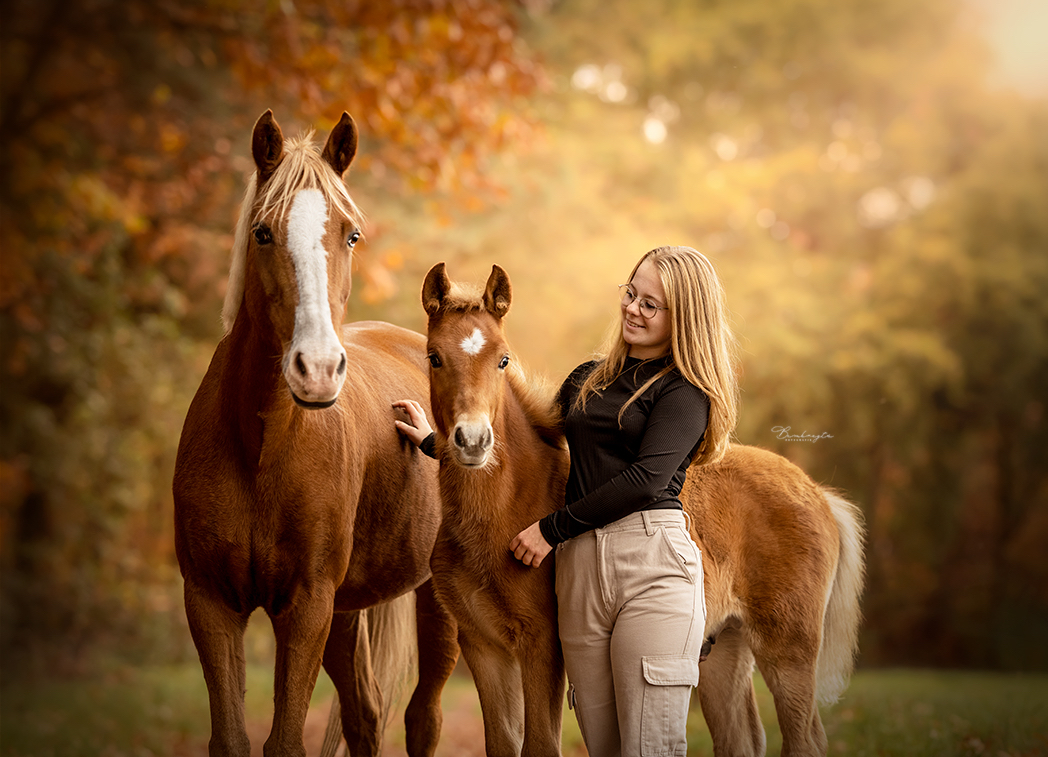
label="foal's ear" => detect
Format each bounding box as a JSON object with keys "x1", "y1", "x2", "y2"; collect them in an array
[
  {"x1": 484, "y1": 265, "x2": 512, "y2": 319},
  {"x1": 322, "y1": 112, "x2": 358, "y2": 177},
  {"x1": 252, "y1": 110, "x2": 284, "y2": 184},
  {"x1": 423, "y1": 262, "x2": 452, "y2": 317}
]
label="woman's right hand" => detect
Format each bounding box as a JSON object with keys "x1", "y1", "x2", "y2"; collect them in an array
[{"x1": 392, "y1": 399, "x2": 434, "y2": 447}]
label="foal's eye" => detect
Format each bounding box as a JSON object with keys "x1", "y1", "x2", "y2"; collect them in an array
[
  {"x1": 427, "y1": 353, "x2": 442, "y2": 368},
  {"x1": 253, "y1": 224, "x2": 273, "y2": 246},
  {"x1": 347, "y1": 230, "x2": 361, "y2": 248},
  {"x1": 498, "y1": 355, "x2": 510, "y2": 370}
]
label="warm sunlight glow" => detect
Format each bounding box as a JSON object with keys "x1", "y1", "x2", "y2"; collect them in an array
[{"x1": 643, "y1": 116, "x2": 667, "y2": 144}]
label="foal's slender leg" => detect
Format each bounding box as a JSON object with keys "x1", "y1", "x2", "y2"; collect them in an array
[
  {"x1": 323, "y1": 609, "x2": 385, "y2": 756},
  {"x1": 754, "y1": 656, "x2": 825, "y2": 757},
  {"x1": 697, "y1": 626, "x2": 765, "y2": 757},
  {"x1": 518, "y1": 617, "x2": 565, "y2": 757},
  {"x1": 184, "y1": 581, "x2": 251, "y2": 757},
  {"x1": 460, "y1": 633, "x2": 525, "y2": 757},
  {"x1": 405, "y1": 580, "x2": 460, "y2": 757},
  {"x1": 265, "y1": 588, "x2": 336, "y2": 757}
]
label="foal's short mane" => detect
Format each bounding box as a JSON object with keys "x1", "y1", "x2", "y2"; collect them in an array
[
  {"x1": 434, "y1": 284, "x2": 565, "y2": 451},
  {"x1": 221, "y1": 132, "x2": 366, "y2": 334}
]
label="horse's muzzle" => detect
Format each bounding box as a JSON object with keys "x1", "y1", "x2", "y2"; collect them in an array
[
  {"x1": 291, "y1": 393, "x2": 339, "y2": 410},
  {"x1": 450, "y1": 419, "x2": 494, "y2": 467}
]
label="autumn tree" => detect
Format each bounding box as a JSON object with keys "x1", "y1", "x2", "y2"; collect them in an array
[
  {"x1": 0, "y1": 0, "x2": 541, "y2": 667},
  {"x1": 348, "y1": 0, "x2": 1048, "y2": 668}
]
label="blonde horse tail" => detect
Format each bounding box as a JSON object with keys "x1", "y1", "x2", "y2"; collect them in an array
[
  {"x1": 320, "y1": 593, "x2": 419, "y2": 757},
  {"x1": 816, "y1": 488, "x2": 867, "y2": 705}
]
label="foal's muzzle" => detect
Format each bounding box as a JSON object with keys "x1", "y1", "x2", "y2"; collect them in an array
[{"x1": 450, "y1": 419, "x2": 494, "y2": 467}]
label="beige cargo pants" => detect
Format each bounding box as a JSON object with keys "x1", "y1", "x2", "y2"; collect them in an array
[{"x1": 556, "y1": 509, "x2": 704, "y2": 757}]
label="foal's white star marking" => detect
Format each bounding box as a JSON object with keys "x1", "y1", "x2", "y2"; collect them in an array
[{"x1": 460, "y1": 328, "x2": 486, "y2": 356}]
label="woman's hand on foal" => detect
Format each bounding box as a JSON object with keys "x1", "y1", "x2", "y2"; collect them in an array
[
  {"x1": 510, "y1": 522, "x2": 552, "y2": 568},
  {"x1": 392, "y1": 399, "x2": 433, "y2": 447}
]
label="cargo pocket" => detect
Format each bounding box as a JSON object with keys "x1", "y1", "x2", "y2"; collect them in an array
[{"x1": 640, "y1": 655, "x2": 699, "y2": 756}]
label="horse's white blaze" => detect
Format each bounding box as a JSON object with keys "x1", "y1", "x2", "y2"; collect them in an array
[
  {"x1": 460, "y1": 328, "x2": 486, "y2": 356},
  {"x1": 283, "y1": 188, "x2": 345, "y2": 401}
]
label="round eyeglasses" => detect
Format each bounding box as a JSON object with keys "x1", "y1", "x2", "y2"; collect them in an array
[{"x1": 618, "y1": 284, "x2": 668, "y2": 319}]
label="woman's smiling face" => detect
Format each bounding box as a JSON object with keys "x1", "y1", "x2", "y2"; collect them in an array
[{"x1": 621, "y1": 258, "x2": 671, "y2": 359}]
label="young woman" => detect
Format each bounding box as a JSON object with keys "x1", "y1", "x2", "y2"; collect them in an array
[{"x1": 395, "y1": 245, "x2": 738, "y2": 756}]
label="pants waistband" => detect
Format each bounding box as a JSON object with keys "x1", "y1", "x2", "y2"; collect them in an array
[{"x1": 596, "y1": 508, "x2": 687, "y2": 536}]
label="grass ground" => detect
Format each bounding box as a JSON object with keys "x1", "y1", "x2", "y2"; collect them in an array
[{"x1": 2, "y1": 664, "x2": 1046, "y2": 756}]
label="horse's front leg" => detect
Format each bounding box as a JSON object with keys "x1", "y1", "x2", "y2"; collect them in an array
[
  {"x1": 519, "y1": 618, "x2": 566, "y2": 757},
  {"x1": 460, "y1": 631, "x2": 525, "y2": 757},
  {"x1": 184, "y1": 580, "x2": 251, "y2": 757},
  {"x1": 265, "y1": 586, "x2": 335, "y2": 757}
]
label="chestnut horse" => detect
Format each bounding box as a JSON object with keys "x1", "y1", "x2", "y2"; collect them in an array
[
  {"x1": 422, "y1": 263, "x2": 569, "y2": 756},
  {"x1": 173, "y1": 111, "x2": 458, "y2": 757},
  {"x1": 420, "y1": 263, "x2": 866, "y2": 757}
]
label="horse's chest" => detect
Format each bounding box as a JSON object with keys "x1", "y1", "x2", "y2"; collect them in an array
[
  {"x1": 433, "y1": 527, "x2": 536, "y2": 632},
  {"x1": 184, "y1": 463, "x2": 352, "y2": 589}
]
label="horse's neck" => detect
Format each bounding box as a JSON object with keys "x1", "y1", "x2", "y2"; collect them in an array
[{"x1": 219, "y1": 314, "x2": 296, "y2": 462}]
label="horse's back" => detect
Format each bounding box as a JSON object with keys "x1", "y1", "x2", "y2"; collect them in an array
[
  {"x1": 687, "y1": 444, "x2": 835, "y2": 531},
  {"x1": 342, "y1": 320, "x2": 426, "y2": 366}
]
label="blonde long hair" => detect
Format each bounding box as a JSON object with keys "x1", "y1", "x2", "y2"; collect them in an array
[{"x1": 576, "y1": 246, "x2": 739, "y2": 466}]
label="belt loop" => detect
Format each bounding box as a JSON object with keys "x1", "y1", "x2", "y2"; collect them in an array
[
  {"x1": 642, "y1": 510, "x2": 655, "y2": 535},
  {"x1": 683, "y1": 509, "x2": 692, "y2": 533}
]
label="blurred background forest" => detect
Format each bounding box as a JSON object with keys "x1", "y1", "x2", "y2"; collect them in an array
[{"x1": 2, "y1": 0, "x2": 1046, "y2": 689}]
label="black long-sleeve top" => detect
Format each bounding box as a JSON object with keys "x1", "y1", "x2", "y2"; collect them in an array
[{"x1": 538, "y1": 356, "x2": 710, "y2": 546}]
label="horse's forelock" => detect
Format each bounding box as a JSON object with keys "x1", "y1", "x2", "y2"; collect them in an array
[
  {"x1": 443, "y1": 282, "x2": 484, "y2": 312},
  {"x1": 221, "y1": 131, "x2": 366, "y2": 335},
  {"x1": 255, "y1": 131, "x2": 365, "y2": 230}
]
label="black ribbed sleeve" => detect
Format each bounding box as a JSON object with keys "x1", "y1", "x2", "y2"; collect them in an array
[{"x1": 539, "y1": 357, "x2": 709, "y2": 546}]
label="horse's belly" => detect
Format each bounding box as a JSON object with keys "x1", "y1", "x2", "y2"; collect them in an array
[{"x1": 330, "y1": 463, "x2": 442, "y2": 610}]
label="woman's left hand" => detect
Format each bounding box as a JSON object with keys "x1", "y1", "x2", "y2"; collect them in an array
[
  {"x1": 392, "y1": 399, "x2": 434, "y2": 447},
  {"x1": 510, "y1": 522, "x2": 552, "y2": 568}
]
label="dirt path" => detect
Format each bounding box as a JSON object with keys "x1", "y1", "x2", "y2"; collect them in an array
[{"x1": 244, "y1": 687, "x2": 495, "y2": 757}]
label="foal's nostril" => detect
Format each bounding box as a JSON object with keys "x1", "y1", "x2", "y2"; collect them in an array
[
  {"x1": 454, "y1": 427, "x2": 467, "y2": 449},
  {"x1": 482, "y1": 428, "x2": 493, "y2": 450},
  {"x1": 337, "y1": 353, "x2": 347, "y2": 376},
  {"x1": 295, "y1": 353, "x2": 307, "y2": 377}
]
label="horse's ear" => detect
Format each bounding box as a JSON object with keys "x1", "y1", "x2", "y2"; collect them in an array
[
  {"x1": 322, "y1": 112, "x2": 358, "y2": 177},
  {"x1": 252, "y1": 110, "x2": 284, "y2": 183},
  {"x1": 483, "y1": 265, "x2": 512, "y2": 320},
  {"x1": 423, "y1": 262, "x2": 451, "y2": 317}
]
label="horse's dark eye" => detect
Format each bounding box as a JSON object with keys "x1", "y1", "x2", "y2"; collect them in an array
[
  {"x1": 253, "y1": 224, "x2": 273, "y2": 246},
  {"x1": 498, "y1": 355, "x2": 510, "y2": 370},
  {"x1": 427, "y1": 353, "x2": 442, "y2": 368},
  {"x1": 347, "y1": 230, "x2": 361, "y2": 248}
]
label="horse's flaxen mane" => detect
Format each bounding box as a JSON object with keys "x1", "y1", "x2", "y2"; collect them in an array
[
  {"x1": 505, "y1": 366, "x2": 565, "y2": 451},
  {"x1": 221, "y1": 132, "x2": 366, "y2": 334}
]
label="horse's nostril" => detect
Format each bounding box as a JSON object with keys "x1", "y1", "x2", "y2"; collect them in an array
[
  {"x1": 454, "y1": 427, "x2": 467, "y2": 449},
  {"x1": 295, "y1": 353, "x2": 307, "y2": 377},
  {"x1": 482, "y1": 428, "x2": 493, "y2": 449},
  {"x1": 337, "y1": 353, "x2": 347, "y2": 376}
]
